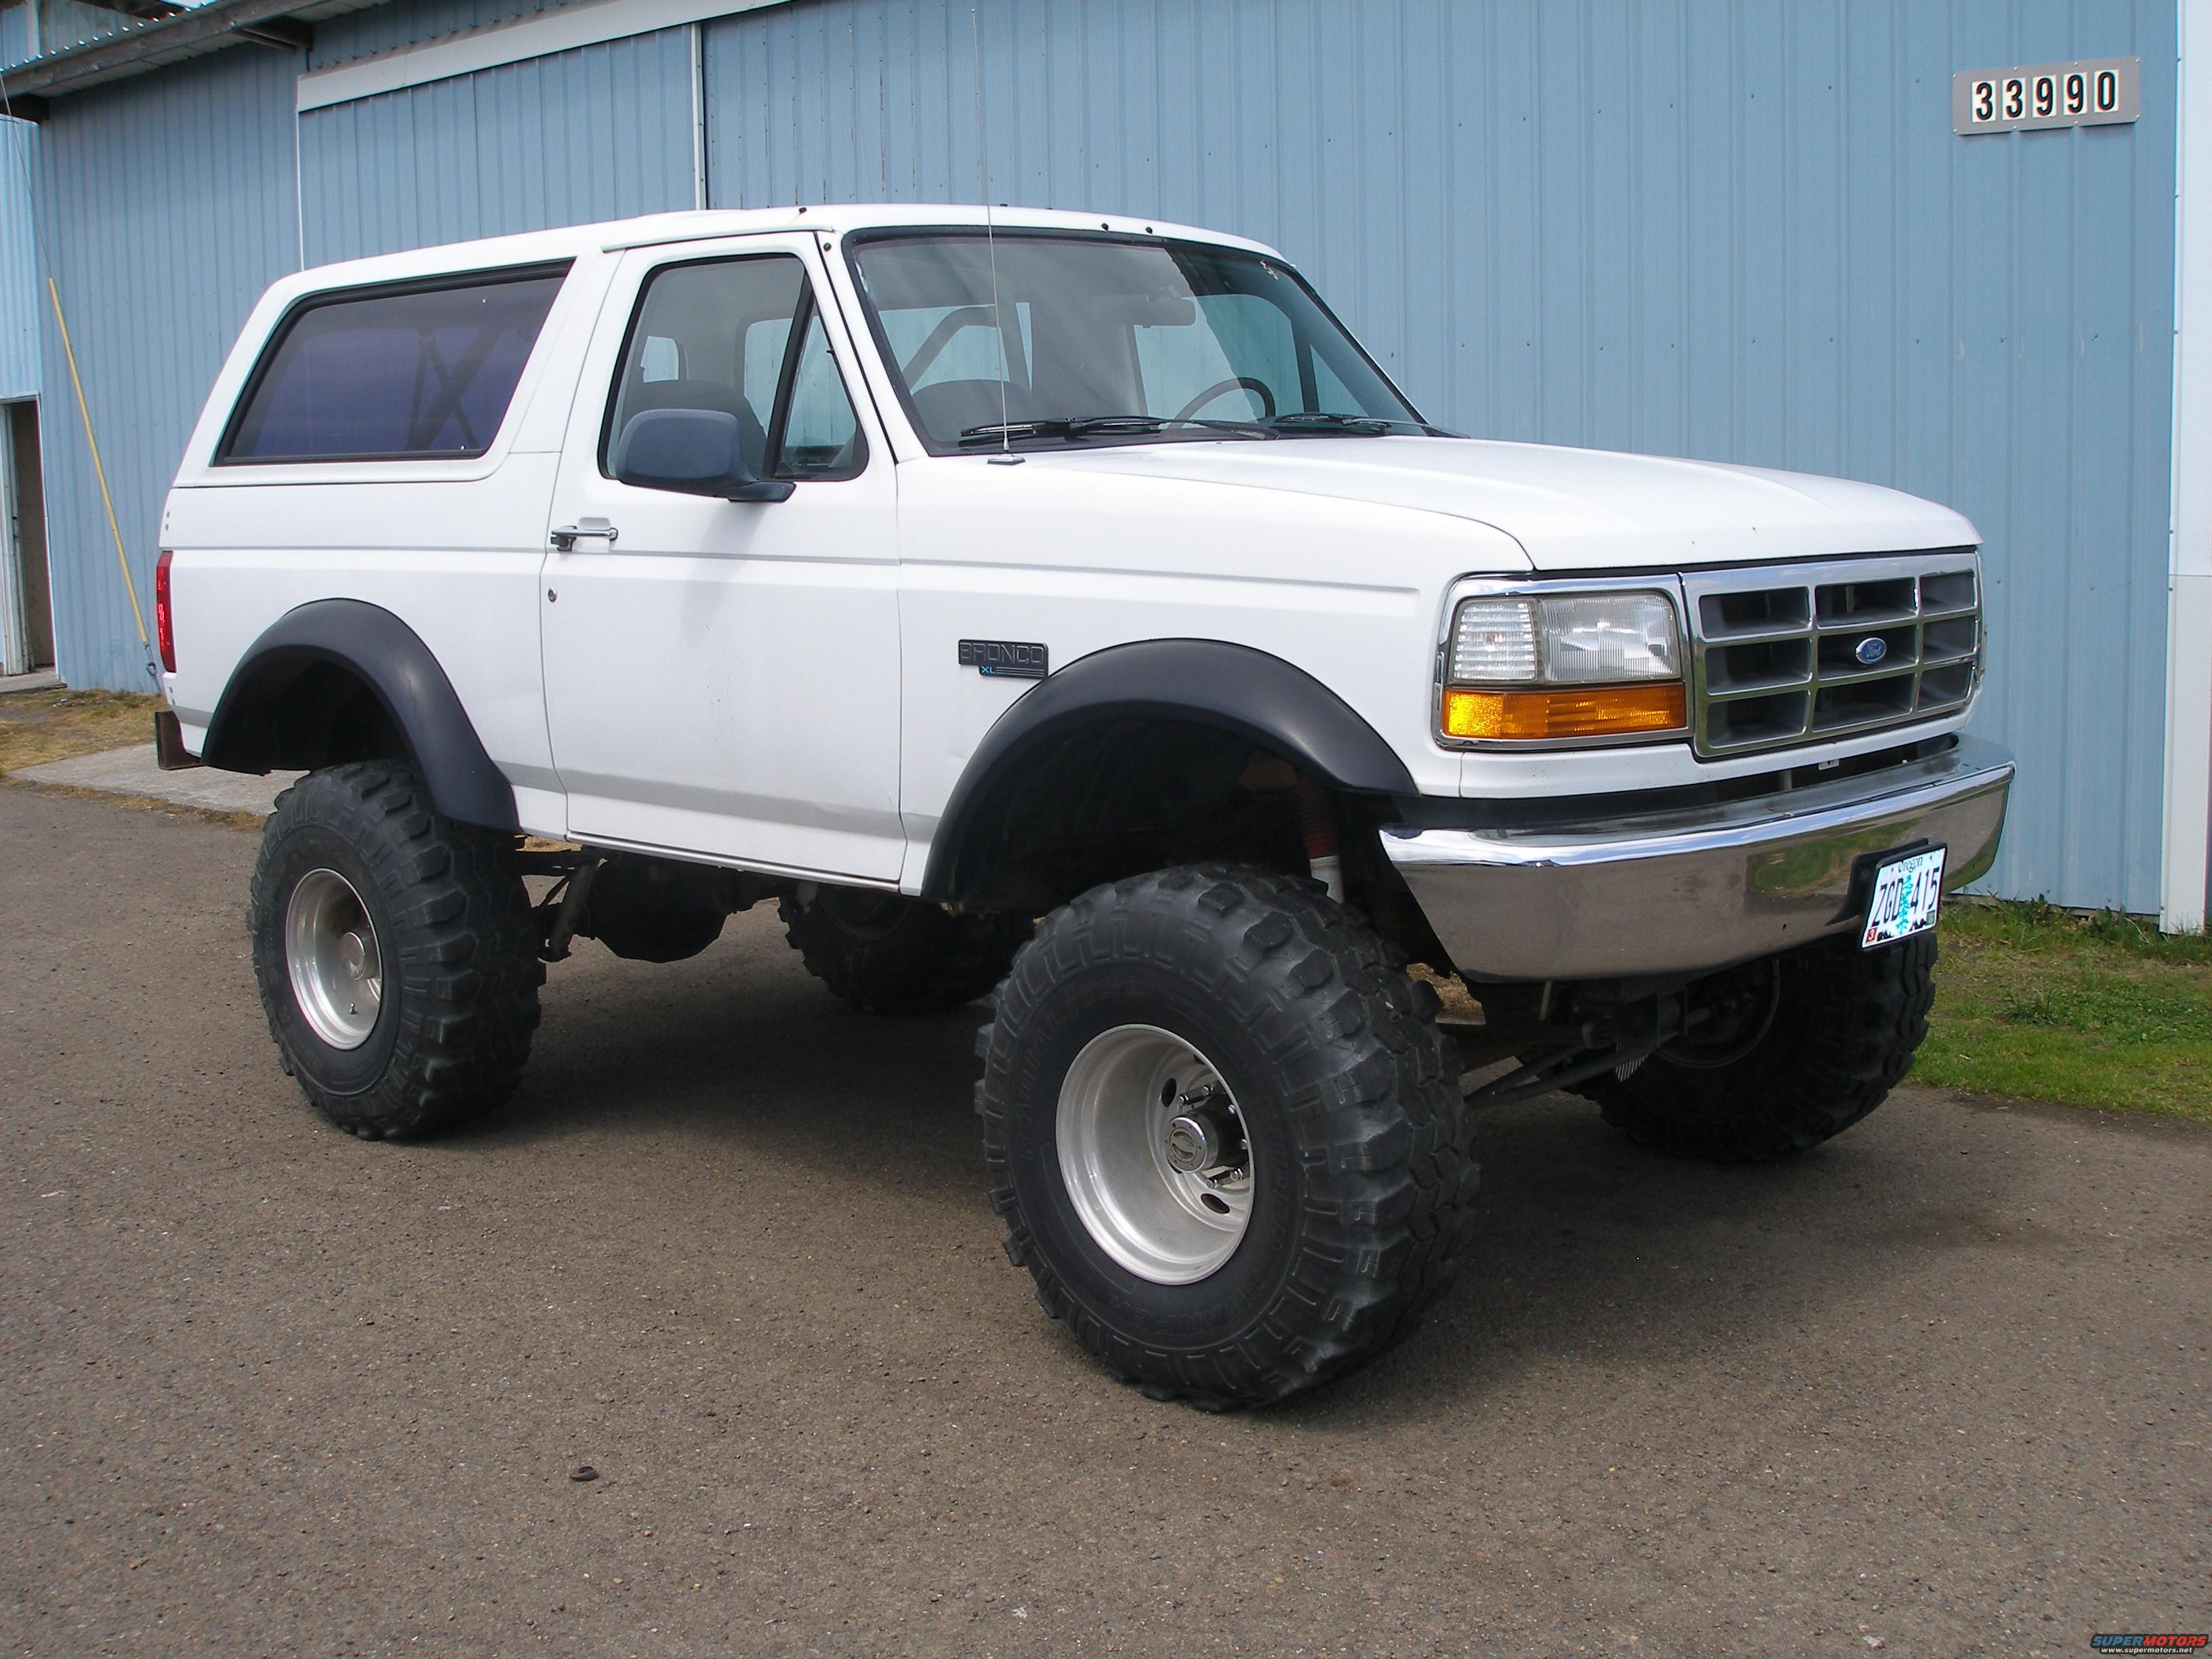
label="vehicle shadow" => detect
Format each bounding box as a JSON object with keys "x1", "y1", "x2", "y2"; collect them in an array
[
  {"x1": 442, "y1": 916, "x2": 2034, "y2": 1422},
  {"x1": 447, "y1": 919, "x2": 1002, "y2": 1216},
  {"x1": 1298, "y1": 1092, "x2": 2042, "y2": 1429}
]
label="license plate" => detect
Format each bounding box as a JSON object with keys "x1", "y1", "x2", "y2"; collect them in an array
[{"x1": 1861, "y1": 846, "x2": 1946, "y2": 949}]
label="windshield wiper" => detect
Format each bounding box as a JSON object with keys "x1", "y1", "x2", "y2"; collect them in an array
[
  {"x1": 958, "y1": 414, "x2": 1275, "y2": 445},
  {"x1": 1265, "y1": 411, "x2": 1452, "y2": 436}
]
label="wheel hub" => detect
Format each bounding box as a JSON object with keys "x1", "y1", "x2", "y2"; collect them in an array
[
  {"x1": 1057, "y1": 1025, "x2": 1254, "y2": 1284},
  {"x1": 1162, "y1": 1090, "x2": 1246, "y2": 1176},
  {"x1": 285, "y1": 867, "x2": 384, "y2": 1050}
]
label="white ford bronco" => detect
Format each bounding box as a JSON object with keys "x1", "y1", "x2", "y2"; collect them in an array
[{"x1": 159, "y1": 205, "x2": 2012, "y2": 1408}]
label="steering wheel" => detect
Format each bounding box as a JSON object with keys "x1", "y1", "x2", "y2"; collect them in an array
[{"x1": 1172, "y1": 377, "x2": 1277, "y2": 425}]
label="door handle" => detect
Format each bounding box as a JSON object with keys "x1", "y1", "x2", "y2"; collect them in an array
[{"x1": 550, "y1": 519, "x2": 619, "y2": 551}]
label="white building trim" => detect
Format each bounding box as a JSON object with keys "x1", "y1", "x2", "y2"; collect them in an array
[
  {"x1": 2165, "y1": 0, "x2": 2212, "y2": 931},
  {"x1": 295, "y1": 0, "x2": 785, "y2": 112},
  {"x1": 0, "y1": 403, "x2": 28, "y2": 676},
  {"x1": 689, "y1": 18, "x2": 707, "y2": 209}
]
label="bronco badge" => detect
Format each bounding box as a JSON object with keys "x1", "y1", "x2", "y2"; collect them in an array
[{"x1": 958, "y1": 639, "x2": 1049, "y2": 679}]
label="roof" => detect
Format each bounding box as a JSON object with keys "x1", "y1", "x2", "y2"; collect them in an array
[
  {"x1": 270, "y1": 203, "x2": 1284, "y2": 290},
  {"x1": 0, "y1": 0, "x2": 388, "y2": 110}
]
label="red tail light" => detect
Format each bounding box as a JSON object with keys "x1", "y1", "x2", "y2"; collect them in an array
[{"x1": 155, "y1": 549, "x2": 176, "y2": 673}]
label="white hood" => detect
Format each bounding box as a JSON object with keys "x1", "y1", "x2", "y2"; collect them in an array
[{"x1": 1040, "y1": 436, "x2": 1978, "y2": 571}]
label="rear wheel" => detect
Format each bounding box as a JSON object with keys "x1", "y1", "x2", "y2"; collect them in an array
[
  {"x1": 1578, "y1": 932, "x2": 1936, "y2": 1163},
  {"x1": 249, "y1": 763, "x2": 543, "y2": 1139},
  {"x1": 977, "y1": 865, "x2": 1477, "y2": 1408},
  {"x1": 782, "y1": 887, "x2": 1031, "y2": 1015}
]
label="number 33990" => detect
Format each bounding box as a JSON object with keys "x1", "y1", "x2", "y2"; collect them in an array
[{"x1": 1954, "y1": 57, "x2": 2139, "y2": 136}]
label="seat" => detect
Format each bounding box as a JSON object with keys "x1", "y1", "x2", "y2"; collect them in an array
[{"x1": 618, "y1": 378, "x2": 771, "y2": 477}]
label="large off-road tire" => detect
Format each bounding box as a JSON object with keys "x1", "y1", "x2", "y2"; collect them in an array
[
  {"x1": 1579, "y1": 932, "x2": 1937, "y2": 1164},
  {"x1": 781, "y1": 887, "x2": 1031, "y2": 1015},
  {"x1": 249, "y1": 762, "x2": 544, "y2": 1139},
  {"x1": 977, "y1": 865, "x2": 1478, "y2": 1409}
]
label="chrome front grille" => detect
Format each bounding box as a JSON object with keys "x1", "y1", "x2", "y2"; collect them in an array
[{"x1": 1683, "y1": 552, "x2": 1982, "y2": 758}]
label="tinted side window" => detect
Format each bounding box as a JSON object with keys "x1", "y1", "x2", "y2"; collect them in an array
[
  {"x1": 605, "y1": 254, "x2": 865, "y2": 484},
  {"x1": 220, "y1": 266, "x2": 567, "y2": 463},
  {"x1": 606, "y1": 257, "x2": 803, "y2": 484}
]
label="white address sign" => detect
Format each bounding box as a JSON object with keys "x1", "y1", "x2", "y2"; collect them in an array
[{"x1": 1953, "y1": 56, "x2": 2139, "y2": 135}]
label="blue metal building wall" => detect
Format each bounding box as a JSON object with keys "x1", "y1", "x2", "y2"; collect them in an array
[
  {"x1": 704, "y1": 0, "x2": 2179, "y2": 914},
  {"x1": 306, "y1": 0, "x2": 570, "y2": 70},
  {"x1": 2, "y1": 0, "x2": 148, "y2": 74},
  {"x1": 298, "y1": 25, "x2": 695, "y2": 264},
  {"x1": 0, "y1": 115, "x2": 36, "y2": 399},
  {"x1": 32, "y1": 44, "x2": 299, "y2": 691},
  {"x1": 15, "y1": 0, "x2": 2180, "y2": 909},
  {"x1": 0, "y1": 7, "x2": 28, "y2": 74}
]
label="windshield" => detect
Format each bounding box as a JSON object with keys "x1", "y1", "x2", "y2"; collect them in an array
[{"x1": 846, "y1": 230, "x2": 1431, "y2": 451}]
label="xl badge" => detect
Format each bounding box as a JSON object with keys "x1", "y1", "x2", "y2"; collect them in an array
[{"x1": 959, "y1": 639, "x2": 1049, "y2": 680}]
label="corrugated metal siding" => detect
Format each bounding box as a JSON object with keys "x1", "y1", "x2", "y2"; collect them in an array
[
  {"x1": 3, "y1": 0, "x2": 146, "y2": 71},
  {"x1": 704, "y1": 0, "x2": 2178, "y2": 913},
  {"x1": 15, "y1": 0, "x2": 2179, "y2": 908},
  {"x1": 0, "y1": 116, "x2": 35, "y2": 398},
  {"x1": 307, "y1": 0, "x2": 575, "y2": 71},
  {"x1": 33, "y1": 45, "x2": 298, "y2": 691},
  {"x1": 45, "y1": 0, "x2": 141, "y2": 52},
  {"x1": 298, "y1": 25, "x2": 695, "y2": 264},
  {"x1": 1, "y1": 6, "x2": 30, "y2": 73}
]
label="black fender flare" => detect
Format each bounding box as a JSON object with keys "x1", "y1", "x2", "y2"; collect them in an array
[
  {"x1": 201, "y1": 599, "x2": 519, "y2": 832},
  {"x1": 920, "y1": 638, "x2": 1418, "y2": 901}
]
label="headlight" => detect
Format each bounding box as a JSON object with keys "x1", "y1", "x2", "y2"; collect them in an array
[{"x1": 1441, "y1": 589, "x2": 1686, "y2": 742}]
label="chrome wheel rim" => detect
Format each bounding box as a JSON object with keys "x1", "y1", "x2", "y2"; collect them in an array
[
  {"x1": 285, "y1": 867, "x2": 384, "y2": 1050},
  {"x1": 1056, "y1": 1023, "x2": 1254, "y2": 1285}
]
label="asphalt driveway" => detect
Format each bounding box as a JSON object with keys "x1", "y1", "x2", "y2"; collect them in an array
[{"x1": 1, "y1": 784, "x2": 2205, "y2": 1657}]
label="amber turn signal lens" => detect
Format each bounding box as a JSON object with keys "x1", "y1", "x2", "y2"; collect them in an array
[{"x1": 1441, "y1": 682, "x2": 1687, "y2": 741}]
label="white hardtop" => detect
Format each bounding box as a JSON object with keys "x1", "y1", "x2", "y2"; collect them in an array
[
  {"x1": 175, "y1": 204, "x2": 1285, "y2": 488},
  {"x1": 262, "y1": 204, "x2": 1284, "y2": 301}
]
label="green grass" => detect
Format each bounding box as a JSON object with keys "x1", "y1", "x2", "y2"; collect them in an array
[{"x1": 1919, "y1": 898, "x2": 2212, "y2": 1123}]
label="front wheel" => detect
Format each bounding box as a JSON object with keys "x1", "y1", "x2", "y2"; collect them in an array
[
  {"x1": 1578, "y1": 932, "x2": 1937, "y2": 1163},
  {"x1": 249, "y1": 762, "x2": 544, "y2": 1139},
  {"x1": 977, "y1": 865, "x2": 1477, "y2": 1409}
]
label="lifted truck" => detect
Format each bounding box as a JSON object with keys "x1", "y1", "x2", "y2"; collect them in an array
[{"x1": 157, "y1": 205, "x2": 2012, "y2": 1408}]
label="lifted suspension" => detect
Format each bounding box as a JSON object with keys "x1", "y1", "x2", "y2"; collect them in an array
[{"x1": 1458, "y1": 978, "x2": 1705, "y2": 1107}]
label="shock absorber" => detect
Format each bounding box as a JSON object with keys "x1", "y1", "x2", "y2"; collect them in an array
[{"x1": 1296, "y1": 775, "x2": 1343, "y2": 903}]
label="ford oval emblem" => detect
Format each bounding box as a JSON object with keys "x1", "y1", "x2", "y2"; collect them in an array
[{"x1": 1854, "y1": 636, "x2": 1889, "y2": 666}]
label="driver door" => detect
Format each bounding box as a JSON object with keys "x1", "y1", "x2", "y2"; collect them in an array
[{"x1": 539, "y1": 237, "x2": 903, "y2": 882}]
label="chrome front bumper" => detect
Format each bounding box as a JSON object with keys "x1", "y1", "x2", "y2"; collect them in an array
[{"x1": 1380, "y1": 738, "x2": 2014, "y2": 982}]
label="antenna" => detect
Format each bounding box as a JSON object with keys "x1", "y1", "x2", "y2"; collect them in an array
[{"x1": 971, "y1": 7, "x2": 1010, "y2": 452}]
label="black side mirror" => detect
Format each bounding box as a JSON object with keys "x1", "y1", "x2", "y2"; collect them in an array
[{"x1": 612, "y1": 408, "x2": 794, "y2": 503}]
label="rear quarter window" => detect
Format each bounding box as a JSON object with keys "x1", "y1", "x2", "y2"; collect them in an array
[{"x1": 218, "y1": 264, "x2": 569, "y2": 464}]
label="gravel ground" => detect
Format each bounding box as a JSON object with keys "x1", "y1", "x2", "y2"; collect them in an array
[{"x1": 1, "y1": 783, "x2": 2206, "y2": 1658}]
